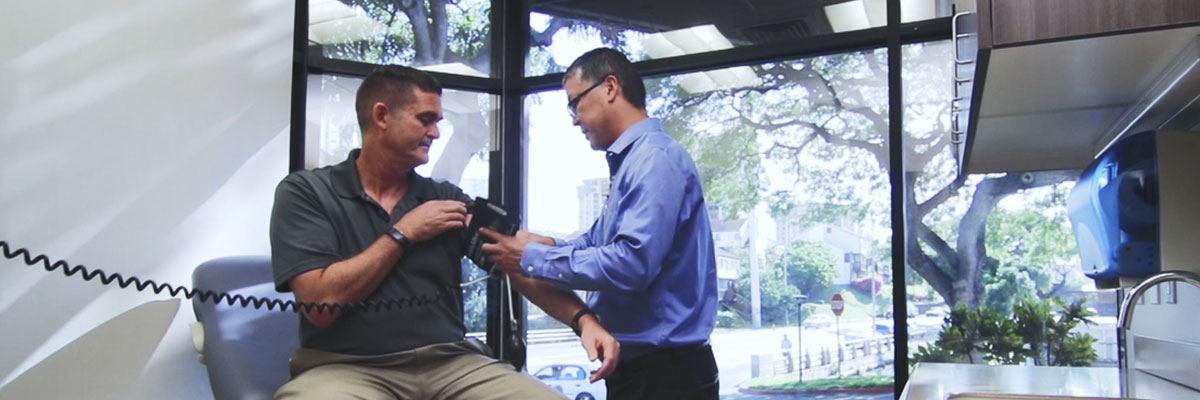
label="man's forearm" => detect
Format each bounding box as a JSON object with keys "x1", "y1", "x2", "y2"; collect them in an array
[
  {"x1": 506, "y1": 272, "x2": 586, "y2": 325},
  {"x1": 291, "y1": 235, "x2": 404, "y2": 326}
]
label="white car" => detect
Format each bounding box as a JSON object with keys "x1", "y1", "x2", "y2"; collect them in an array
[
  {"x1": 803, "y1": 314, "x2": 834, "y2": 329},
  {"x1": 532, "y1": 363, "x2": 606, "y2": 400},
  {"x1": 923, "y1": 307, "x2": 949, "y2": 320}
]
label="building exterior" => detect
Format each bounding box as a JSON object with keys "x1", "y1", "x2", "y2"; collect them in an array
[
  {"x1": 715, "y1": 247, "x2": 740, "y2": 300},
  {"x1": 576, "y1": 177, "x2": 609, "y2": 231},
  {"x1": 775, "y1": 212, "x2": 868, "y2": 285}
]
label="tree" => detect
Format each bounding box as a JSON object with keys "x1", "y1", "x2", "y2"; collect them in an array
[
  {"x1": 328, "y1": 0, "x2": 492, "y2": 71},
  {"x1": 646, "y1": 44, "x2": 1081, "y2": 308},
  {"x1": 733, "y1": 263, "x2": 801, "y2": 326},
  {"x1": 767, "y1": 242, "x2": 838, "y2": 297}
]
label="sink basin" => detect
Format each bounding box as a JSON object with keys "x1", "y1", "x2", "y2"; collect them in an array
[{"x1": 948, "y1": 393, "x2": 1143, "y2": 400}]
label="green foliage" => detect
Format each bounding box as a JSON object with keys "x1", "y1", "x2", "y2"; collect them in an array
[
  {"x1": 462, "y1": 261, "x2": 488, "y2": 332},
  {"x1": 1012, "y1": 297, "x2": 1097, "y2": 366},
  {"x1": 743, "y1": 376, "x2": 893, "y2": 391},
  {"x1": 980, "y1": 257, "x2": 1034, "y2": 313},
  {"x1": 917, "y1": 304, "x2": 1023, "y2": 364},
  {"x1": 979, "y1": 187, "x2": 1086, "y2": 309},
  {"x1": 735, "y1": 265, "x2": 802, "y2": 326},
  {"x1": 911, "y1": 298, "x2": 1097, "y2": 367},
  {"x1": 767, "y1": 242, "x2": 839, "y2": 296},
  {"x1": 655, "y1": 80, "x2": 762, "y2": 216},
  {"x1": 323, "y1": 0, "x2": 490, "y2": 67},
  {"x1": 716, "y1": 310, "x2": 747, "y2": 329},
  {"x1": 727, "y1": 241, "x2": 841, "y2": 326},
  {"x1": 910, "y1": 340, "x2": 962, "y2": 363},
  {"x1": 445, "y1": 0, "x2": 490, "y2": 61}
]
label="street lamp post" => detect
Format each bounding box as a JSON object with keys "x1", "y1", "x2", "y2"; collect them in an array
[{"x1": 794, "y1": 294, "x2": 807, "y2": 382}]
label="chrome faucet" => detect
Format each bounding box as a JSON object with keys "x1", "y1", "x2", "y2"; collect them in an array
[{"x1": 1116, "y1": 270, "x2": 1200, "y2": 397}]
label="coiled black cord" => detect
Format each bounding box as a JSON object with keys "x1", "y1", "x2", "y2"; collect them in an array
[{"x1": 0, "y1": 240, "x2": 470, "y2": 313}]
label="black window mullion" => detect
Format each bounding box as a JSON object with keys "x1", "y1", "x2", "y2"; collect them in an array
[
  {"x1": 289, "y1": 0, "x2": 309, "y2": 173},
  {"x1": 887, "y1": 0, "x2": 911, "y2": 397}
]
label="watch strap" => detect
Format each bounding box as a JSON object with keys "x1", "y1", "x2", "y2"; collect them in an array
[
  {"x1": 570, "y1": 308, "x2": 598, "y2": 336},
  {"x1": 388, "y1": 227, "x2": 411, "y2": 248}
]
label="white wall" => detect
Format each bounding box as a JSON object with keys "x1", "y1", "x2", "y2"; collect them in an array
[{"x1": 0, "y1": 0, "x2": 293, "y2": 398}]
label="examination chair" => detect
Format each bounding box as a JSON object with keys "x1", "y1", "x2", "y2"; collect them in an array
[{"x1": 191, "y1": 256, "x2": 298, "y2": 400}]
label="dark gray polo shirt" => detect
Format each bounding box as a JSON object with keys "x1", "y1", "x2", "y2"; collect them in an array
[{"x1": 270, "y1": 149, "x2": 471, "y2": 356}]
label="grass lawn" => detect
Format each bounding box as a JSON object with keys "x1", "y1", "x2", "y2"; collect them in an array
[{"x1": 743, "y1": 376, "x2": 893, "y2": 392}]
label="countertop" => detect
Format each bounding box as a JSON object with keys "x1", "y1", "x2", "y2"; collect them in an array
[{"x1": 901, "y1": 363, "x2": 1125, "y2": 400}]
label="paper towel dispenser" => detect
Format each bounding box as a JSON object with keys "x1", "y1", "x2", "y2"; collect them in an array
[
  {"x1": 1068, "y1": 131, "x2": 1160, "y2": 287},
  {"x1": 1069, "y1": 130, "x2": 1200, "y2": 288}
]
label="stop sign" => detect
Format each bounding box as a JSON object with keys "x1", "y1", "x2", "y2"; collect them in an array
[{"x1": 831, "y1": 293, "x2": 844, "y2": 316}]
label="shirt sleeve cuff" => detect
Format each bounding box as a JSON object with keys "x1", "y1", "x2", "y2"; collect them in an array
[{"x1": 520, "y1": 242, "x2": 554, "y2": 277}]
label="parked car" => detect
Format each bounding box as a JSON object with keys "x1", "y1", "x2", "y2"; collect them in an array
[
  {"x1": 874, "y1": 320, "x2": 894, "y2": 335},
  {"x1": 802, "y1": 314, "x2": 834, "y2": 329},
  {"x1": 532, "y1": 363, "x2": 606, "y2": 400},
  {"x1": 923, "y1": 306, "x2": 949, "y2": 320},
  {"x1": 882, "y1": 302, "x2": 918, "y2": 318}
]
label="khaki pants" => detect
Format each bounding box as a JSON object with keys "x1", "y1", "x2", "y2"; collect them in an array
[{"x1": 275, "y1": 339, "x2": 564, "y2": 400}]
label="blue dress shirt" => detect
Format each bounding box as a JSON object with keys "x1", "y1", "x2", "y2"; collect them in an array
[{"x1": 521, "y1": 118, "x2": 718, "y2": 348}]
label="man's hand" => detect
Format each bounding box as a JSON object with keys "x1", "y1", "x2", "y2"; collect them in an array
[
  {"x1": 396, "y1": 200, "x2": 468, "y2": 243},
  {"x1": 521, "y1": 230, "x2": 556, "y2": 247},
  {"x1": 478, "y1": 228, "x2": 535, "y2": 274},
  {"x1": 578, "y1": 314, "x2": 619, "y2": 382}
]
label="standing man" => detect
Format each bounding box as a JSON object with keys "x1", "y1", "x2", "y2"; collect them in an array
[
  {"x1": 270, "y1": 65, "x2": 617, "y2": 400},
  {"x1": 781, "y1": 334, "x2": 793, "y2": 373},
  {"x1": 481, "y1": 48, "x2": 719, "y2": 399}
]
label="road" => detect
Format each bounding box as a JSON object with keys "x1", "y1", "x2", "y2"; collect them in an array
[{"x1": 526, "y1": 320, "x2": 900, "y2": 399}]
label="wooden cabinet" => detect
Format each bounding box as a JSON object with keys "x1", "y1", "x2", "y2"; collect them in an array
[
  {"x1": 986, "y1": 0, "x2": 1198, "y2": 47},
  {"x1": 990, "y1": 0, "x2": 1122, "y2": 45},
  {"x1": 1121, "y1": 0, "x2": 1200, "y2": 32}
]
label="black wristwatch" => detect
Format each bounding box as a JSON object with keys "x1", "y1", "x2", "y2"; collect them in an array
[
  {"x1": 570, "y1": 308, "x2": 599, "y2": 336},
  {"x1": 388, "y1": 227, "x2": 412, "y2": 249}
]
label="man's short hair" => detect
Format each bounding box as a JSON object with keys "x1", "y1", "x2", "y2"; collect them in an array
[
  {"x1": 563, "y1": 48, "x2": 646, "y2": 110},
  {"x1": 355, "y1": 65, "x2": 443, "y2": 132}
]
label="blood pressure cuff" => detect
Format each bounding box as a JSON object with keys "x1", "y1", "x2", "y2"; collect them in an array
[{"x1": 463, "y1": 197, "x2": 520, "y2": 272}]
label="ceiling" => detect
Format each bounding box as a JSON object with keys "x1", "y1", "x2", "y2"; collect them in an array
[{"x1": 530, "y1": 0, "x2": 854, "y2": 45}]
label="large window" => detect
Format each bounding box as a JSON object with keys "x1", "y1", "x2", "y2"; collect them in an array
[
  {"x1": 901, "y1": 41, "x2": 1118, "y2": 370},
  {"x1": 305, "y1": 73, "x2": 496, "y2": 332},
  {"x1": 297, "y1": 1, "x2": 977, "y2": 396},
  {"x1": 310, "y1": 0, "x2": 493, "y2": 77},
  {"x1": 523, "y1": 48, "x2": 896, "y2": 398}
]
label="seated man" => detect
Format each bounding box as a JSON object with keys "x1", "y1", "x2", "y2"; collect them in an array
[{"x1": 269, "y1": 65, "x2": 618, "y2": 400}]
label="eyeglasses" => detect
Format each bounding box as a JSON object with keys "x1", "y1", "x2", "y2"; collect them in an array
[{"x1": 566, "y1": 75, "x2": 611, "y2": 118}]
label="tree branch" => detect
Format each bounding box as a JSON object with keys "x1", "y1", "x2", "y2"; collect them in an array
[
  {"x1": 907, "y1": 234, "x2": 956, "y2": 302},
  {"x1": 531, "y1": 17, "x2": 580, "y2": 47},
  {"x1": 916, "y1": 222, "x2": 959, "y2": 269},
  {"x1": 741, "y1": 117, "x2": 886, "y2": 167},
  {"x1": 917, "y1": 174, "x2": 967, "y2": 218},
  {"x1": 904, "y1": 172, "x2": 956, "y2": 302}
]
